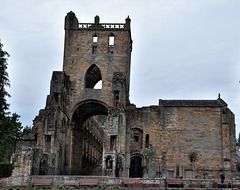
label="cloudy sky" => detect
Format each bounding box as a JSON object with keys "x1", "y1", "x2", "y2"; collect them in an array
[{"x1": 1, "y1": 0, "x2": 240, "y2": 134}]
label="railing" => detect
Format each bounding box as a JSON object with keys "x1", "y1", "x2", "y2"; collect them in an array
[
  {"x1": 79, "y1": 23, "x2": 125, "y2": 29},
  {"x1": 32, "y1": 168, "x2": 102, "y2": 176}
]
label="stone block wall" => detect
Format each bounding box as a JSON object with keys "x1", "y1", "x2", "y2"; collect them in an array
[{"x1": 127, "y1": 99, "x2": 236, "y2": 179}]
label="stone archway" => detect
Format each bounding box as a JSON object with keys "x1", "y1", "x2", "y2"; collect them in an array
[
  {"x1": 130, "y1": 155, "x2": 143, "y2": 178},
  {"x1": 69, "y1": 100, "x2": 108, "y2": 175}
]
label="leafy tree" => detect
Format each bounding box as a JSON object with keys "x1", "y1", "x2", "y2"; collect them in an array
[
  {"x1": 237, "y1": 132, "x2": 240, "y2": 146},
  {"x1": 95, "y1": 115, "x2": 107, "y2": 126},
  {"x1": 0, "y1": 40, "x2": 22, "y2": 162}
]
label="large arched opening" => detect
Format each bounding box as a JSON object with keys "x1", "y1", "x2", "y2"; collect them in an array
[
  {"x1": 70, "y1": 100, "x2": 108, "y2": 175},
  {"x1": 85, "y1": 64, "x2": 102, "y2": 89}
]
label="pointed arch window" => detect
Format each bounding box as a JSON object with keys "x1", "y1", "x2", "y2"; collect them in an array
[{"x1": 85, "y1": 64, "x2": 102, "y2": 89}]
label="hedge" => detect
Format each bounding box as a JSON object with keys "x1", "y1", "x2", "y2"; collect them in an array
[{"x1": 0, "y1": 162, "x2": 13, "y2": 177}]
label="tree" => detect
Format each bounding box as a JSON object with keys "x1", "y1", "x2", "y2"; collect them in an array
[
  {"x1": 0, "y1": 41, "x2": 10, "y2": 116},
  {"x1": 0, "y1": 40, "x2": 22, "y2": 162},
  {"x1": 237, "y1": 132, "x2": 240, "y2": 146},
  {"x1": 95, "y1": 115, "x2": 107, "y2": 126}
]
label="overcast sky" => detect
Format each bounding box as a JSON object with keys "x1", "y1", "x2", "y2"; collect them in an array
[{"x1": 0, "y1": 0, "x2": 240, "y2": 134}]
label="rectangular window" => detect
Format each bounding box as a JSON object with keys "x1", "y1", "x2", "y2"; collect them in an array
[
  {"x1": 110, "y1": 135, "x2": 116, "y2": 150},
  {"x1": 134, "y1": 136, "x2": 139, "y2": 142},
  {"x1": 109, "y1": 36, "x2": 114, "y2": 46},
  {"x1": 54, "y1": 93, "x2": 58, "y2": 103},
  {"x1": 114, "y1": 91, "x2": 119, "y2": 107},
  {"x1": 93, "y1": 36, "x2": 98, "y2": 43},
  {"x1": 45, "y1": 135, "x2": 51, "y2": 152}
]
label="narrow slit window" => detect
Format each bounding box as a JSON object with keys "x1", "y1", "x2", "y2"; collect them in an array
[
  {"x1": 145, "y1": 134, "x2": 149, "y2": 148},
  {"x1": 45, "y1": 135, "x2": 51, "y2": 152},
  {"x1": 54, "y1": 93, "x2": 58, "y2": 103},
  {"x1": 114, "y1": 91, "x2": 119, "y2": 106},
  {"x1": 92, "y1": 46, "x2": 97, "y2": 54}
]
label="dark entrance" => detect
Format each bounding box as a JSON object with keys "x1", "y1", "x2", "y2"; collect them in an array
[{"x1": 130, "y1": 156, "x2": 143, "y2": 177}]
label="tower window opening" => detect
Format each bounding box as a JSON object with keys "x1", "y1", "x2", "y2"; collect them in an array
[
  {"x1": 93, "y1": 34, "x2": 98, "y2": 43},
  {"x1": 92, "y1": 34, "x2": 98, "y2": 54},
  {"x1": 85, "y1": 64, "x2": 102, "y2": 89},
  {"x1": 109, "y1": 33, "x2": 114, "y2": 53},
  {"x1": 109, "y1": 36, "x2": 114, "y2": 46},
  {"x1": 109, "y1": 33, "x2": 115, "y2": 54}
]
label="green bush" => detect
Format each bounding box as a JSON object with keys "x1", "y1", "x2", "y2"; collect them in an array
[
  {"x1": 58, "y1": 185, "x2": 64, "y2": 189},
  {"x1": 0, "y1": 162, "x2": 14, "y2": 177}
]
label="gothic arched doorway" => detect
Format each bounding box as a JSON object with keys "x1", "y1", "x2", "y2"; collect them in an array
[
  {"x1": 70, "y1": 100, "x2": 108, "y2": 175},
  {"x1": 130, "y1": 156, "x2": 143, "y2": 178}
]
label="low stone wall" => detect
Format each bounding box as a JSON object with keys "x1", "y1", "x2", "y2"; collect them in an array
[
  {"x1": 2, "y1": 175, "x2": 240, "y2": 188},
  {"x1": 29, "y1": 176, "x2": 240, "y2": 188}
]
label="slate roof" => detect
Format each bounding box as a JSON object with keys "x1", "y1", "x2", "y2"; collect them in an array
[{"x1": 158, "y1": 98, "x2": 228, "y2": 107}]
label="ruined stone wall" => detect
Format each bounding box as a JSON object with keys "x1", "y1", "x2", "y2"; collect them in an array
[
  {"x1": 6, "y1": 147, "x2": 33, "y2": 187},
  {"x1": 9, "y1": 12, "x2": 236, "y2": 181},
  {"x1": 127, "y1": 102, "x2": 236, "y2": 179}
]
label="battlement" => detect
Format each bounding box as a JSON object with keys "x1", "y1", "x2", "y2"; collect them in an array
[
  {"x1": 79, "y1": 15, "x2": 130, "y2": 30},
  {"x1": 65, "y1": 11, "x2": 131, "y2": 31},
  {"x1": 79, "y1": 22, "x2": 126, "y2": 30}
]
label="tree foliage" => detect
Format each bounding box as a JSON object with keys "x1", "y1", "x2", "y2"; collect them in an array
[
  {"x1": 237, "y1": 132, "x2": 240, "y2": 146},
  {"x1": 0, "y1": 41, "x2": 10, "y2": 116},
  {"x1": 0, "y1": 162, "x2": 13, "y2": 177},
  {"x1": 0, "y1": 40, "x2": 22, "y2": 162},
  {"x1": 95, "y1": 115, "x2": 107, "y2": 126}
]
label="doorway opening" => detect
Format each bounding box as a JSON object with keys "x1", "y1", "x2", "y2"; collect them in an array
[{"x1": 130, "y1": 156, "x2": 143, "y2": 178}]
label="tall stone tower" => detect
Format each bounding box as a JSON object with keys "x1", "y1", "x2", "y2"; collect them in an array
[
  {"x1": 32, "y1": 11, "x2": 132, "y2": 177},
  {"x1": 64, "y1": 12, "x2": 132, "y2": 177}
]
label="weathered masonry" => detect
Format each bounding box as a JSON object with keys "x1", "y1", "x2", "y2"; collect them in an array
[{"x1": 12, "y1": 11, "x2": 236, "y2": 180}]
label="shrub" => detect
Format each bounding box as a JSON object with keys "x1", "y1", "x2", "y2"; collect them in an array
[
  {"x1": 0, "y1": 162, "x2": 14, "y2": 177},
  {"x1": 58, "y1": 185, "x2": 64, "y2": 189}
]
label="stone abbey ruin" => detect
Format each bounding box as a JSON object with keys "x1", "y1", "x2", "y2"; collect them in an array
[{"x1": 8, "y1": 11, "x2": 236, "y2": 183}]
